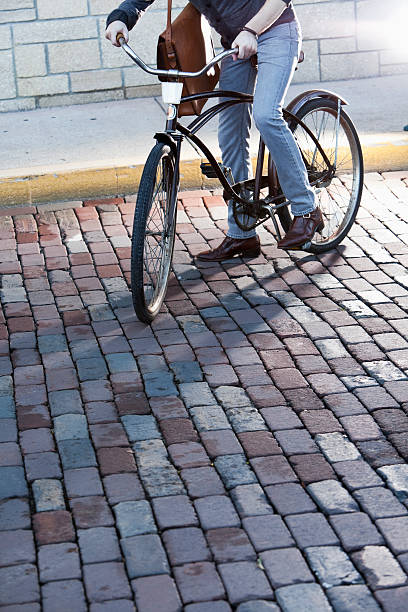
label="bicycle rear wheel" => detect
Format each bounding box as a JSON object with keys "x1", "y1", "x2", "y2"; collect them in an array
[
  {"x1": 285, "y1": 97, "x2": 363, "y2": 252},
  {"x1": 131, "y1": 143, "x2": 177, "y2": 323}
]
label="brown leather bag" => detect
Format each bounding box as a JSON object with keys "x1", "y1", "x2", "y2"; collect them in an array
[{"x1": 157, "y1": 0, "x2": 220, "y2": 116}]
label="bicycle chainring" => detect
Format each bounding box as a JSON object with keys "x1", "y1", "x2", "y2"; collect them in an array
[{"x1": 231, "y1": 187, "x2": 259, "y2": 231}]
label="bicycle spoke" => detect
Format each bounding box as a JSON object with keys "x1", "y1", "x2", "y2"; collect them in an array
[
  {"x1": 143, "y1": 164, "x2": 168, "y2": 300},
  {"x1": 290, "y1": 99, "x2": 362, "y2": 250}
]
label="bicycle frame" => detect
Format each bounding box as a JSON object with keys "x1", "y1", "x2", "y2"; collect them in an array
[{"x1": 159, "y1": 88, "x2": 338, "y2": 239}]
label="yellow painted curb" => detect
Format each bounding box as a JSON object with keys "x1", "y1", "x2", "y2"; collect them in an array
[
  {"x1": 0, "y1": 142, "x2": 407, "y2": 207},
  {"x1": 0, "y1": 162, "x2": 203, "y2": 207},
  {"x1": 362, "y1": 143, "x2": 408, "y2": 174},
  {"x1": 0, "y1": 166, "x2": 144, "y2": 207}
]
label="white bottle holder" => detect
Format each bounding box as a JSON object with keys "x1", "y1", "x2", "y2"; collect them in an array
[{"x1": 161, "y1": 81, "x2": 184, "y2": 105}]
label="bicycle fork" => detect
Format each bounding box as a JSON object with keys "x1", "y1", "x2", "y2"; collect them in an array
[
  {"x1": 168, "y1": 133, "x2": 183, "y2": 235},
  {"x1": 155, "y1": 129, "x2": 183, "y2": 241}
]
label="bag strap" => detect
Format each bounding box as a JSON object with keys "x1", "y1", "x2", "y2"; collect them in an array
[{"x1": 164, "y1": 0, "x2": 177, "y2": 69}]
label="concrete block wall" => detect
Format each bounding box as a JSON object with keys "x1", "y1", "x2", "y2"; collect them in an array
[{"x1": 1, "y1": 0, "x2": 407, "y2": 111}]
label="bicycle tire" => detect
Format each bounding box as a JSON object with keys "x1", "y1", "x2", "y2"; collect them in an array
[
  {"x1": 131, "y1": 143, "x2": 177, "y2": 323},
  {"x1": 281, "y1": 97, "x2": 363, "y2": 253}
]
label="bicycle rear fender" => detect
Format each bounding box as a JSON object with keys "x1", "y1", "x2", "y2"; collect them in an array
[{"x1": 286, "y1": 90, "x2": 348, "y2": 116}]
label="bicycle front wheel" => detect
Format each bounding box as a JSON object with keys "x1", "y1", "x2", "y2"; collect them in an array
[
  {"x1": 289, "y1": 97, "x2": 364, "y2": 252},
  {"x1": 131, "y1": 143, "x2": 177, "y2": 323}
]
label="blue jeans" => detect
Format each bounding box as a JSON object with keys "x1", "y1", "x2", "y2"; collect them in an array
[{"x1": 218, "y1": 20, "x2": 316, "y2": 239}]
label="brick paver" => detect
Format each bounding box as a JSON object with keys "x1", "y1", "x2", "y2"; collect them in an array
[{"x1": 1, "y1": 171, "x2": 408, "y2": 609}]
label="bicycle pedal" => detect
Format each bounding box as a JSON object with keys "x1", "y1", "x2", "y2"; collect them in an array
[
  {"x1": 200, "y1": 162, "x2": 232, "y2": 180},
  {"x1": 200, "y1": 162, "x2": 218, "y2": 179}
]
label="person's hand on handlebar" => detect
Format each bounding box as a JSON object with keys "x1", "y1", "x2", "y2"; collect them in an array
[
  {"x1": 105, "y1": 20, "x2": 129, "y2": 47},
  {"x1": 231, "y1": 29, "x2": 257, "y2": 61}
]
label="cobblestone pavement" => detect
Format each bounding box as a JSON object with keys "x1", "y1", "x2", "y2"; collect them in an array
[{"x1": 1, "y1": 171, "x2": 408, "y2": 612}]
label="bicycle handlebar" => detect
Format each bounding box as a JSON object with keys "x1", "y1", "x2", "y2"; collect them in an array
[{"x1": 118, "y1": 36, "x2": 238, "y2": 79}]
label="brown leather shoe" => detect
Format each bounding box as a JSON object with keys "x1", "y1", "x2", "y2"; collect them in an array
[
  {"x1": 196, "y1": 235, "x2": 261, "y2": 262},
  {"x1": 277, "y1": 207, "x2": 324, "y2": 250}
]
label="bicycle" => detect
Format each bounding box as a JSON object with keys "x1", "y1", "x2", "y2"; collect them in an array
[{"x1": 118, "y1": 38, "x2": 364, "y2": 323}]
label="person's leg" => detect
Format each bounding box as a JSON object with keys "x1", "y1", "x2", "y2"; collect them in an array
[
  {"x1": 218, "y1": 55, "x2": 257, "y2": 239},
  {"x1": 253, "y1": 21, "x2": 316, "y2": 218},
  {"x1": 196, "y1": 53, "x2": 260, "y2": 261}
]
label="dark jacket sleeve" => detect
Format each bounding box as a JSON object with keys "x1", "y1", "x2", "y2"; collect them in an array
[{"x1": 106, "y1": 0, "x2": 155, "y2": 30}]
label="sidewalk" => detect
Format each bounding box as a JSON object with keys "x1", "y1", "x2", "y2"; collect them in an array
[
  {"x1": 1, "y1": 171, "x2": 408, "y2": 610},
  {"x1": 0, "y1": 74, "x2": 407, "y2": 206}
]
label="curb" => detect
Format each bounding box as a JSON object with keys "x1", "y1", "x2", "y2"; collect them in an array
[{"x1": 1, "y1": 141, "x2": 407, "y2": 207}]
